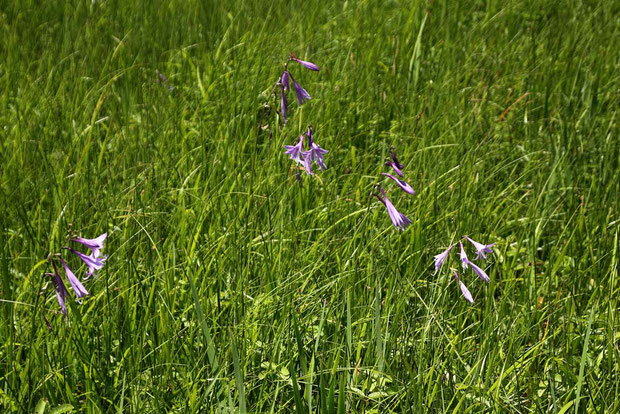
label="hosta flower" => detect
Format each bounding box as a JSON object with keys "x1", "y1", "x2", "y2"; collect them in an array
[
  {"x1": 305, "y1": 127, "x2": 328, "y2": 170},
  {"x1": 49, "y1": 266, "x2": 69, "y2": 315},
  {"x1": 284, "y1": 135, "x2": 305, "y2": 165},
  {"x1": 376, "y1": 186, "x2": 411, "y2": 230},
  {"x1": 280, "y1": 81, "x2": 288, "y2": 124},
  {"x1": 381, "y1": 173, "x2": 414, "y2": 195},
  {"x1": 281, "y1": 69, "x2": 290, "y2": 92},
  {"x1": 453, "y1": 269, "x2": 474, "y2": 304},
  {"x1": 60, "y1": 258, "x2": 88, "y2": 299},
  {"x1": 302, "y1": 151, "x2": 314, "y2": 175},
  {"x1": 68, "y1": 248, "x2": 106, "y2": 277},
  {"x1": 291, "y1": 76, "x2": 311, "y2": 104},
  {"x1": 290, "y1": 53, "x2": 319, "y2": 71},
  {"x1": 459, "y1": 242, "x2": 469, "y2": 269},
  {"x1": 72, "y1": 233, "x2": 107, "y2": 258},
  {"x1": 465, "y1": 236, "x2": 495, "y2": 260},
  {"x1": 433, "y1": 244, "x2": 453, "y2": 274},
  {"x1": 467, "y1": 260, "x2": 490, "y2": 283}
]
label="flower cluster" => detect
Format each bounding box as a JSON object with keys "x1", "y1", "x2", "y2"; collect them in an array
[
  {"x1": 278, "y1": 53, "x2": 319, "y2": 125},
  {"x1": 375, "y1": 148, "x2": 415, "y2": 230},
  {"x1": 283, "y1": 125, "x2": 329, "y2": 183},
  {"x1": 433, "y1": 235, "x2": 495, "y2": 304},
  {"x1": 45, "y1": 233, "x2": 108, "y2": 317}
]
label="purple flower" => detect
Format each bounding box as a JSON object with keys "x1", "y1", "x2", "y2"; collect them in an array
[
  {"x1": 280, "y1": 81, "x2": 288, "y2": 124},
  {"x1": 459, "y1": 242, "x2": 469, "y2": 269},
  {"x1": 381, "y1": 173, "x2": 414, "y2": 195},
  {"x1": 60, "y1": 258, "x2": 89, "y2": 299},
  {"x1": 384, "y1": 161, "x2": 403, "y2": 177},
  {"x1": 68, "y1": 248, "x2": 106, "y2": 277},
  {"x1": 308, "y1": 142, "x2": 329, "y2": 170},
  {"x1": 290, "y1": 53, "x2": 319, "y2": 71},
  {"x1": 465, "y1": 236, "x2": 495, "y2": 260},
  {"x1": 376, "y1": 187, "x2": 411, "y2": 230},
  {"x1": 284, "y1": 135, "x2": 305, "y2": 165},
  {"x1": 72, "y1": 233, "x2": 107, "y2": 258},
  {"x1": 281, "y1": 70, "x2": 290, "y2": 92},
  {"x1": 390, "y1": 148, "x2": 404, "y2": 170},
  {"x1": 302, "y1": 151, "x2": 314, "y2": 175},
  {"x1": 467, "y1": 260, "x2": 490, "y2": 283},
  {"x1": 433, "y1": 245, "x2": 453, "y2": 274},
  {"x1": 292, "y1": 76, "x2": 311, "y2": 104},
  {"x1": 49, "y1": 265, "x2": 69, "y2": 315},
  {"x1": 453, "y1": 269, "x2": 474, "y2": 304}
]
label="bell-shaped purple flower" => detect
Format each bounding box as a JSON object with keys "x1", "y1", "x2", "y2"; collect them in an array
[
  {"x1": 49, "y1": 265, "x2": 69, "y2": 315},
  {"x1": 60, "y1": 258, "x2": 88, "y2": 299},
  {"x1": 292, "y1": 76, "x2": 311, "y2": 104},
  {"x1": 281, "y1": 70, "x2": 290, "y2": 92},
  {"x1": 381, "y1": 173, "x2": 415, "y2": 195},
  {"x1": 308, "y1": 142, "x2": 329, "y2": 170},
  {"x1": 290, "y1": 53, "x2": 320, "y2": 71},
  {"x1": 433, "y1": 244, "x2": 453, "y2": 274},
  {"x1": 280, "y1": 81, "x2": 288, "y2": 124},
  {"x1": 284, "y1": 135, "x2": 305, "y2": 165},
  {"x1": 69, "y1": 248, "x2": 106, "y2": 277},
  {"x1": 465, "y1": 236, "x2": 495, "y2": 260},
  {"x1": 467, "y1": 260, "x2": 490, "y2": 283},
  {"x1": 453, "y1": 269, "x2": 474, "y2": 304},
  {"x1": 459, "y1": 242, "x2": 469, "y2": 269},
  {"x1": 72, "y1": 233, "x2": 107, "y2": 258},
  {"x1": 384, "y1": 161, "x2": 403, "y2": 177},
  {"x1": 302, "y1": 151, "x2": 314, "y2": 175},
  {"x1": 390, "y1": 147, "x2": 404, "y2": 170},
  {"x1": 376, "y1": 187, "x2": 411, "y2": 230}
]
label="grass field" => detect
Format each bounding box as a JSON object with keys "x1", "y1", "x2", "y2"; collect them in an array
[{"x1": 1, "y1": 0, "x2": 619, "y2": 412}]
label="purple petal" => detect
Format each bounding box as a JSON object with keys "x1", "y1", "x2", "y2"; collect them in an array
[
  {"x1": 465, "y1": 236, "x2": 495, "y2": 260},
  {"x1": 453, "y1": 270, "x2": 474, "y2": 304},
  {"x1": 281, "y1": 70, "x2": 290, "y2": 92},
  {"x1": 459, "y1": 242, "x2": 469, "y2": 269},
  {"x1": 381, "y1": 173, "x2": 414, "y2": 195},
  {"x1": 467, "y1": 260, "x2": 490, "y2": 283},
  {"x1": 284, "y1": 136, "x2": 305, "y2": 164},
  {"x1": 72, "y1": 232, "x2": 107, "y2": 258},
  {"x1": 292, "y1": 78, "x2": 311, "y2": 105},
  {"x1": 384, "y1": 161, "x2": 403, "y2": 177},
  {"x1": 390, "y1": 148, "x2": 404, "y2": 169},
  {"x1": 302, "y1": 151, "x2": 314, "y2": 175},
  {"x1": 309, "y1": 142, "x2": 328, "y2": 170},
  {"x1": 50, "y1": 266, "x2": 69, "y2": 315},
  {"x1": 433, "y1": 245, "x2": 454, "y2": 274},
  {"x1": 280, "y1": 83, "x2": 288, "y2": 124},
  {"x1": 69, "y1": 248, "x2": 106, "y2": 277},
  {"x1": 378, "y1": 187, "x2": 411, "y2": 230},
  {"x1": 292, "y1": 57, "x2": 319, "y2": 71},
  {"x1": 60, "y1": 258, "x2": 88, "y2": 299}
]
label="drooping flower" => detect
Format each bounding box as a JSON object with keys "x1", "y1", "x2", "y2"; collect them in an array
[
  {"x1": 60, "y1": 258, "x2": 88, "y2": 299},
  {"x1": 281, "y1": 69, "x2": 290, "y2": 92},
  {"x1": 467, "y1": 260, "x2": 490, "y2": 283},
  {"x1": 68, "y1": 248, "x2": 106, "y2": 277},
  {"x1": 453, "y1": 269, "x2": 474, "y2": 304},
  {"x1": 280, "y1": 80, "x2": 288, "y2": 124},
  {"x1": 390, "y1": 147, "x2": 404, "y2": 170},
  {"x1": 384, "y1": 161, "x2": 403, "y2": 177},
  {"x1": 290, "y1": 53, "x2": 319, "y2": 71},
  {"x1": 305, "y1": 127, "x2": 328, "y2": 170},
  {"x1": 49, "y1": 265, "x2": 69, "y2": 315},
  {"x1": 291, "y1": 75, "x2": 311, "y2": 104},
  {"x1": 465, "y1": 236, "x2": 495, "y2": 260},
  {"x1": 71, "y1": 233, "x2": 107, "y2": 258},
  {"x1": 302, "y1": 151, "x2": 314, "y2": 175},
  {"x1": 284, "y1": 135, "x2": 305, "y2": 165},
  {"x1": 433, "y1": 244, "x2": 454, "y2": 274},
  {"x1": 381, "y1": 173, "x2": 414, "y2": 195},
  {"x1": 376, "y1": 186, "x2": 411, "y2": 230},
  {"x1": 459, "y1": 242, "x2": 469, "y2": 269}
]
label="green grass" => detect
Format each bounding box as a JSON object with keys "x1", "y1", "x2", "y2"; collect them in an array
[{"x1": 1, "y1": 0, "x2": 619, "y2": 412}]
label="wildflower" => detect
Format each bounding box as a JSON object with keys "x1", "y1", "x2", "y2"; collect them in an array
[
  {"x1": 467, "y1": 260, "x2": 490, "y2": 283},
  {"x1": 376, "y1": 186, "x2": 411, "y2": 230},
  {"x1": 72, "y1": 233, "x2": 107, "y2": 258},
  {"x1": 305, "y1": 127, "x2": 328, "y2": 170},
  {"x1": 433, "y1": 244, "x2": 453, "y2": 274},
  {"x1": 465, "y1": 236, "x2": 495, "y2": 260},
  {"x1": 390, "y1": 147, "x2": 404, "y2": 170},
  {"x1": 60, "y1": 258, "x2": 89, "y2": 299},
  {"x1": 281, "y1": 69, "x2": 290, "y2": 92},
  {"x1": 290, "y1": 53, "x2": 319, "y2": 71},
  {"x1": 384, "y1": 161, "x2": 403, "y2": 177},
  {"x1": 68, "y1": 248, "x2": 106, "y2": 278},
  {"x1": 381, "y1": 173, "x2": 414, "y2": 195},
  {"x1": 453, "y1": 269, "x2": 474, "y2": 304},
  {"x1": 49, "y1": 266, "x2": 69, "y2": 315},
  {"x1": 291, "y1": 75, "x2": 311, "y2": 104},
  {"x1": 280, "y1": 80, "x2": 288, "y2": 124},
  {"x1": 302, "y1": 151, "x2": 314, "y2": 175},
  {"x1": 284, "y1": 135, "x2": 305, "y2": 165},
  {"x1": 459, "y1": 242, "x2": 469, "y2": 269}
]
